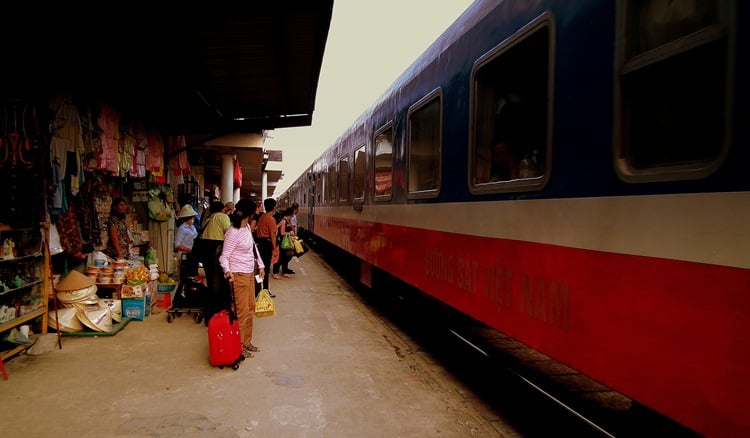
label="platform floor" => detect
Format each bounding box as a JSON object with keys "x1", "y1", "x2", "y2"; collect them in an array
[{"x1": 1, "y1": 251, "x2": 507, "y2": 437}]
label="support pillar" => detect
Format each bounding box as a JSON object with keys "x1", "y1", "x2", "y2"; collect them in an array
[
  {"x1": 262, "y1": 171, "x2": 268, "y2": 201},
  {"x1": 221, "y1": 154, "x2": 234, "y2": 204}
]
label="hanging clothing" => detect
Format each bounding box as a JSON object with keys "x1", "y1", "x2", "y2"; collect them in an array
[
  {"x1": 49, "y1": 94, "x2": 85, "y2": 192},
  {"x1": 168, "y1": 135, "x2": 190, "y2": 177},
  {"x1": 97, "y1": 103, "x2": 121, "y2": 174},
  {"x1": 147, "y1": 131, "x2": 165, "y2": 183}
]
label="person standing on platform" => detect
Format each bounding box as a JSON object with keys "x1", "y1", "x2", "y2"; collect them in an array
[
  {"x1": 290, "y1": 202, "x2": 299, "y2": 236},
  {"x1": 249, "y1": 200, "x2": 264, "y2": 240},
  {"x1": 219, "y1": 198, "x2": 265, "y2": 357},
  {"x1": 202, "y1": 201, "x2": 231, "y2": 240},
  {"x1": 254, "y1": 198, "x2": 279, "y2": 297},
  {"x1": 289, "y1": 201, "x2": 300, "y2": 264},
  {"x1": 200, "y1": 195, "x2": 219, "y2": 230},
  {"x1": 103, "y1": 197, "x2": 131, "y2": 260},
  {"x1": 273, "y1": 207, "x2": 295, "y2": 278},
  {"x1": 223, "y1": 201, "x2": 235, "y2": 215},
  {"x1": 174, "y1": 204, "x2": 199, "y2": 259},
  {"x1": 200, "y1": 200, "x2": 231, "y2": 318}
]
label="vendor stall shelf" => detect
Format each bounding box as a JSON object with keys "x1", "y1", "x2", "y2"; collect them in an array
[{"x1": 0, "y1": 225, "x2": 49, "y2": 361}]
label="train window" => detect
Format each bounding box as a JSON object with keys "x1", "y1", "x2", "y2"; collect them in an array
[
  {"x1": 353, "y1": 144, "x2": 366, "y2": 200},
  {"x1": 338, "y1": 154, "x2": 350, "y2": 203},
  {"x1": 407, "y1": 89, "x2": 442, "y2": 199},
  {"x1": 313, "y1": 172, "x2": 325, "y2": 205},
  {"x1": 469, "y1": 17, "x2": 552, "y2": 194},
  {"x1": 326, "y1": 162, "x2": 336, "y2": 204},
  {"x1": 374, "y1": 125, "x2": 393, "y2": 201},
  {"x1": 615, "y1": 0, "x2": 732, "y2": 182}
]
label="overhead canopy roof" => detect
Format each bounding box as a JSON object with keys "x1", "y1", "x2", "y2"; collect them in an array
[
  {"x1": 1, "y1": 2, "x2": 333, "y2": 201},
  {"x1": 1, "y1": 2, "x2": 334, "y2": 137}
]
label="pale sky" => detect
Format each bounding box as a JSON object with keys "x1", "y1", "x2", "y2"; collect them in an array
[{"x1": 265, "y1": 0, "x2": 475, "y2": 195}]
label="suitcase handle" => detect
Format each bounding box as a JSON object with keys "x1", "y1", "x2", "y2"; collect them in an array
[{"x1": 226, "y1": 278, "x2": 239, "y2": 323}]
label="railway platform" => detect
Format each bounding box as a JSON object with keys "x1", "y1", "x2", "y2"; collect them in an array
[{"x1": 0, "y1": 250, "x2": 505, "y2": 437}]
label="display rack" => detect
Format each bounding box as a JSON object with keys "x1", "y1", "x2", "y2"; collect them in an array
[{"x1": 0, "y1": 226, "x2": 49, "y2": 361}]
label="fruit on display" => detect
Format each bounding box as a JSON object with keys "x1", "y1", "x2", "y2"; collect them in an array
[
  {"x1": 158, "y1": 272, "x2": 175, "y2": 285},
  {"x1": 125, "y1": 265, "x2": 150, "y2": 282}
]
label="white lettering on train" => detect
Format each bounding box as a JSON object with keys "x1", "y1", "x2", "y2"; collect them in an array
[
  {"x1": 520, "y1": 274, "x2": 569, "y2": 329},
  {"x1": 426, "y1": 252, "x2": 568, "y2": 327},
  {"x1": 481, "y1": 263, "x2": 512, "y2": 311},
  {"x1": 456, "y1": 257, "x2": 478, "y2": 292},
  {"x1": 424, "y1": 251, "x2": 455, "y2": 284}
]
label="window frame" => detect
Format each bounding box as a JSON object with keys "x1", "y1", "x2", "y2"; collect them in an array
[
  {"x1": 613, "y1": 0, "x2": 734, "y2": 183},
  {"x1": 352, "y1": 143, "x2": 367, "y2": 201},
  {"x1": 373, "y1": 122, "x2": 394, "y2": 202},
  {"x1": 407, "y1": 88, "x2": 443, "y2": 200},
  {"x1": 468, "y1": 12, "x2": 555, "y2": 195},
  {"x1": 325, "y1": 160, "x2": 336, "y2": 204},
  {"x1": 337, "y1": 152, "x2": 351, "y2": 204}
]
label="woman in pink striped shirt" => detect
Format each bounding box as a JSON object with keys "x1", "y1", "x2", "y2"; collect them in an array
[{"x1": 219, "y1": 199, "x2": 265, "y2": 357}]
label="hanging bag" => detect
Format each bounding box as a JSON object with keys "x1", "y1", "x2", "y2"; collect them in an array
[
  {"x1": 255, "y1": 289, "x2": 276, "y2": 317},
  {"x1": 147, "y1": 187, "x2": 172, "y2": 222},
  {"x1": 293, "y1": 238, "x2": 308, "y2": 257},
  {"x1": 148, "y1": 196, "x2": 172, "y2": 222},
  {"x1": 280, "y1": 234, "x2": 293, "y2": 250}
]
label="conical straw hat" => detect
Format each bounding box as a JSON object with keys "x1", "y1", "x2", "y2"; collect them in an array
[{"x1": 56, "y1": 270, "x2": 95, "y2": 291}]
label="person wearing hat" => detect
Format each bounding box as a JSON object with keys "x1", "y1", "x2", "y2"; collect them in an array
[{"x1": 174, "y1": 204, "x2": 199, "y2": 257}]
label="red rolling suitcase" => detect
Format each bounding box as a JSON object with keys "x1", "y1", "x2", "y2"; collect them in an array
[{"x1": 207, "y1": 281, "x2": 244, "y2": 370}]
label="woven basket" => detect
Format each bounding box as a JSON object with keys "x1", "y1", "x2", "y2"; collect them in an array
[{"x1": 157, "y1": 283, "x2": 176, "y2": 293}]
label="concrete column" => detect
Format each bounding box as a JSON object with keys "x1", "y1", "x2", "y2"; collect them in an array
[
  {"x1": 221, "y1": 154, "x2": 234, "y2": 203},
  {"x1": 262, "y1": 171, "x2": 268, "y2": 201}
]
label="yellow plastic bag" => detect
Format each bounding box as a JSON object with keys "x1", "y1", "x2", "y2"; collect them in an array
[
  {"x1": 293, "y1": 238, "x2": 304, "y2": 254},
  {"x1": 255, "y1": 289, "x2": 276, "y2": 317}
]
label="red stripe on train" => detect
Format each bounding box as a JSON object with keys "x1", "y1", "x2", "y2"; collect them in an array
[{"x1": 317, "y1": 216, "x2": 750, "y2": 437}]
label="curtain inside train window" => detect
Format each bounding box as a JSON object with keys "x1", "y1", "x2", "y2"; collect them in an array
[
  {"x1": 374, "y1": 126, "x2": 393, "y2": 201},
  {"x1": 407, "y1": 90, "x2": 442, "y2": 199}
]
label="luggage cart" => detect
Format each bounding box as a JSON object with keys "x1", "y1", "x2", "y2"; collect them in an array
[{"x1": 166, "y1": 257, "x2": 207, "y2": 324}]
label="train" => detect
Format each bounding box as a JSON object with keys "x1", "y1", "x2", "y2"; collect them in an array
[{"x1": 277, "y1": 1, "x2": 749, "y2": 436}]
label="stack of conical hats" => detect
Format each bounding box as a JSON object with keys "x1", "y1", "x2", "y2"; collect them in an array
[{"x1": 50, "y1": 270, "x2": 113, "y2": 332}]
